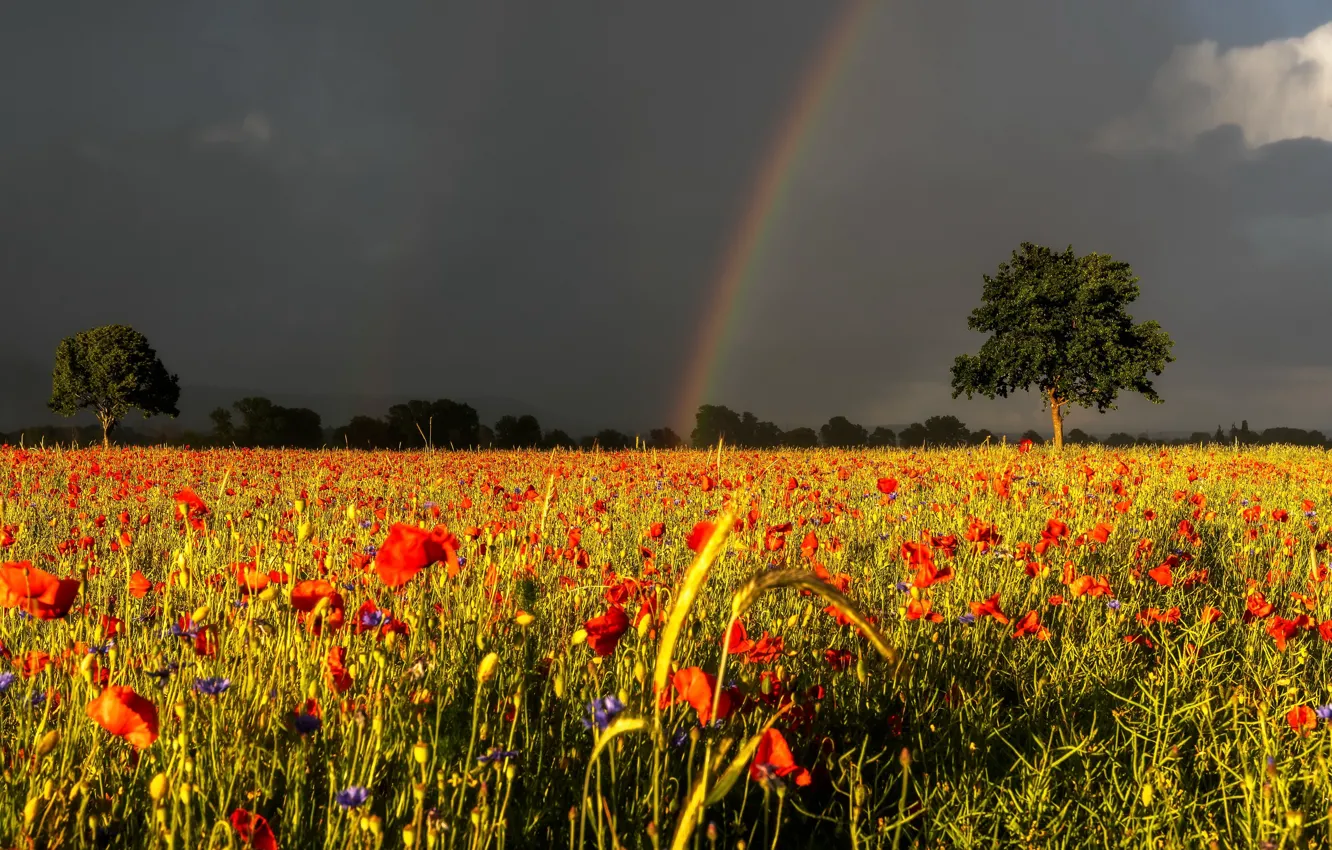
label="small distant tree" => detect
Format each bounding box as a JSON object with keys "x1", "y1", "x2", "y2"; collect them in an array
[
  {"x1": 648, "y1": 427, "x2": 683, "y2": 449},
  {"x1": 691, "y1": 405, "x2": 743, "y2": 448},
  {"x1": 780, "y1": 427, "x2": 820, "y2": 448},
  {"x1": 950, "y1": 243, "x2": 1175, "y2": 450},
  {"x1": 820, "y1": 416, "x2": 869, "y2": 448},
  {"x1": 868, "y1": 426, "x2": 897, "y2": 448},
  {"x1": 48, "y1": 325, "x2": 180, "y2": 447},
  {"x1": 591, "y1": 429, "x2": 632, "y2": 450},
  {"x1": 209, "y1": 407, "x2": 236, "y2": 445},
  {"x1": 1066, "y1": 428, "x2": 1097, "y2": 445},
  {"x1": 495, "y1": 414, "x2": 542, "y2": 449},
  {"x1": 539, "y1": 429, "x2": 576, "y2": 449}
]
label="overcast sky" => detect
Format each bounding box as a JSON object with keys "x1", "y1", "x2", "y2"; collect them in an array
[{"x1": 3, "y1": 0, "x2": 1332, "y2": 437}]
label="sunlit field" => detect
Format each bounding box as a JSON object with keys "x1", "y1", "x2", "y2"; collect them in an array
[{"x1": 6, "y1": 443, "x2": 1332, "y2": 849}]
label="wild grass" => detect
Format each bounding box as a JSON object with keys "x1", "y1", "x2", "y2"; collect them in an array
[{"x1": 1, "y1": 443, "x2": 1332, "y2": 849}]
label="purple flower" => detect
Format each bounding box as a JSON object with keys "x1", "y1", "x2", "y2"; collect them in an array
[
  {"x1": 582, "y1": 695, "x2": 626, "y2": 732},
  {"x1": 895, "y1": 581, "x2": 910, "y2": 593},
  {"x1": 0, "y1": 672, "x2": 16, "y2": 693},
  {"x1": 359, "y1": 607, "x2": 388, "y2": 628},
  {"x1": 1316, "y1": 704, "x2": 1332, "y2": 722},
  {"x1": 335, "y1": 786, "x2": 370, "y2": 809},
  {"x1": 957, "y1": 613, "x2": 976, "y2": 625},
  {"x1": 292, "y1": 713, "x2": 322, "y2": 735},
  {"x1": 193, "y1": 677, "x2": 231, "y2": 696},
  {"x1": 1107, "y1": 600, "x2": 1122, "y2": 611},
  {"x1": 477, "y1": 749, "x2": 520, "y2": 764}
]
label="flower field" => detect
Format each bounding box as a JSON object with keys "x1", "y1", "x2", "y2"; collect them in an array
[{"x1": 5, "y1": 443, "x2": 1332, "y2": 849}]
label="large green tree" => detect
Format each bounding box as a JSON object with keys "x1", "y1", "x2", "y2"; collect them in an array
[
  {"x1": 48, "y1": 325, "x2": 180, "y2": 447},
  {"x1": 950, "y1": 243, "x2": 1175, "y2": 450}
]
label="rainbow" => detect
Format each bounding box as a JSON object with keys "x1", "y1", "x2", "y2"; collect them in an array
[{"x1": 672, "y1": 0, "x2": 876, "y2": 434}]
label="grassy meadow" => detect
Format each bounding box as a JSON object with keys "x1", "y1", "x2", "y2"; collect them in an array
[{"x1": 3, "y1": 443, "x2": 1332, "y2": 849}]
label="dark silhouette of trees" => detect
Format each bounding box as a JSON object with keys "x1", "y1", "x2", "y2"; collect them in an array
[
  {"x1": 648, "y1": 427, "x2": 683, "y2": 449},
  {"x1": 48, "y1": 325, "x2": 180, "y2": 447},
  {"x1": 900, "y1": 415, "x2": 971, "y2": 448},
  {"x1": 585, "y1": 429, "x2": 631, "y2": 449},
  {"x1": 222, "y1": 397, "x2": 323, "y2": 448},
  {"x1": 781, "y1": 427, "x2": 819, "y2": 447},
  {"x1": 951, "y1": 242, "x2": 1175, "y2": 449},
  {"x1": 541, "y1": 429, "x2": 577, "y2": 449},
  {"x1": 868, "y1": 427, "x2": 897, "y2": 447},
  {"x1": 386, "y1": 399, "x2": 479, "y2": 448},
  {"x1": 1066, "y1": 428, "x2": 1097, "y2": 445},
  {"x1": 820, "y1": 416, "x2": 869, "y2": 447},
  {"x1": 494, "y1": 414, "x2": 542, "y2": 449},
  {"x1": 334, "y1": 415, "x2": 395, "y2": 450},
  {"x1": 690, "y1": 405, "x2": 784, "y2": 448}
]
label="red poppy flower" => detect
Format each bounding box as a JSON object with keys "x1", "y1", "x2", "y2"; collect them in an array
[
  {"x1": 86, "y1": 685, "x2": 159, "y2": 749},
  {"x1": 1199, "y1": 606, "x2": 1224, "y2": 624},
  {"x1": 173, "y1": 488, "x2": 209, "y2": 520},
  {"x1": 230, "y1": 809, "x2": 279, "y2": 850},
  {"x1": 128, "y1": 570, "x2": 153, "y2": 598},
  {"x1": 745, "y1": 632, "x2": 784, "y2": 664},
  {"x1": 648, "y1": 522, "x2": 666, "y2": 539},
  {"x1": 1288, "y1": 705, "x2": 1317, "y2": 736},
  {"x1": 686, "y1": 522, "x2": 717, "y2": 554},
  {"x1": 750, "y1": 728, "x2": 812, "y2": 786},
  {"x1": 0, "y1": 561, "x2": 80, "y2": 620},
  {"x1": 584, "y1": 605, "x2": 630, "y2": 656},
  {"x1": 671, "y1": 666, "x2": 732, "y2": 725},
  {"x1": 375, "y1": 523, "x2": 460, "y2": 588},
  {"x1": 325, "y1": 646, "x2": 352, "y2": 693},
  {"x1": 1012, "y1": 610, "x2": 1050, "y2": 640},
  {"x1": 722, "y1": 620, "x2": 755, "y2": 655},
  {"x1": 1089, "y1": 523, "x2": 1113, "y2": 544},
  {"x1": 968, "y1": 593, "x2": 1009, "y2": 625}
]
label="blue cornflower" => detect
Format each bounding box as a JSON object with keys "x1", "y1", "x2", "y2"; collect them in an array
[
  {"x1": 86, "y1": 640, "x2": 115, "y2": 655},
  {"x1": 335, "y1": 786, "x2": 370, "y2": 809},
  {"x1": 147, "y1": 662, "x2": 180, "y2": 685},
  {"x1": 31, "y1": 691, "x2": 46, "y2": 708},
  {"x1": 476, "y1": 749, "x2": 520, "y2": 764},
  {"x1": 958, "y1": 613, "x2": 976, "y2": 625},
  {"x1": 0, "y1": 671, "x2": 16, "y2": 693},
  {"x1": 671, "y1": 729, "x2": 689, "y2": 748},
  {"x1": 888, "y1": 492, "x2": 898, "y2": 501},
  {"x1": 364, "y1": 544, "x2": 378, "y2": 557},
  {"x1": 582, "y1": 695, "x2": 626, "y2": 732},
  {"x1": 457, "y1": 556, "x2": 468, "y2": 567},
  {"x1": 292, "y1": 713, "x2": 322, "y2": 735},
  {"x1": 169, "y1": 618, "x2": 200, "y2": 639},
  {"x1": 359, "y1": 519, "x2": 373, "y2": 529},
  {"x1": 360, "y1": 607, "x2": 388, "y2": 628},
  {"x1": 423, "y1": 501, "x2": 437, "y2": 509},
  {"x1": 895, "y1": 581, "x2": 910, "y2": 593},
  {"x1": 1241, "y1": 499, "x2": 1249, "y2": 507},
  {"x1": 1107, "y1": 599, "x2": 1122, "y2": 611},
  {"x1": 1317, "y1": 704, "x2": 1332, "y2": 723},
  {"x1": 1306, "y1": 510, "x2": 1318, "y2": 519},
  {"x1": 193, "y1": 677, "x2": 231, "y2": 696}
]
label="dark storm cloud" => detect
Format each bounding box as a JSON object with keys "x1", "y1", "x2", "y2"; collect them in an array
[{"x1": 2, "y1": 1, "x2": 1330, "y2": 436}]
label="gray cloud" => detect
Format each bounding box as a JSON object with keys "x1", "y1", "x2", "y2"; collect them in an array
[{"x1": 2, "y1": 1, "x2": 1331, "y2": 438}]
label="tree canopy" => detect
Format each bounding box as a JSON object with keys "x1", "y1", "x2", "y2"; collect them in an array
[
  {"x1": 950, "y1": 242, "x2": 1175, "y2": 449},
  {"x1": 48, "y1": 324, "x2": 180, "y2": 446}
]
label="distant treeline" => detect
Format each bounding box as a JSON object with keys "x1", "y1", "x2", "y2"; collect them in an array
[{"x1": 2, "y1": 398, "x2": 1327, "y2": 453}]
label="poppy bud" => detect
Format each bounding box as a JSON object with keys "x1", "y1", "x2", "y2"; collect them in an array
[
  {"x1": 294, "y1": 499, "x2": 306, "y2": 514},
  {"x1": 899, "y1": 748, "x2": 912, "y2": 769},
  {"x1": 1141, "y1": 782, "x2": 1153, "y2": 806},
  {"x1": 477, "y1": 652, "x2": 499, "y2": 684},
  {"x1": 633, "y1": 661, "x2": 646, "y2": 684},
  {"x1": 297, "y1": 521, "x2": 312, "y2": 543},
  {"x1": 23, "y1": 797, "x2": 41, "y2": 827},
  {"x1": 149, "y1": 772, "x2": 169, "y2": 803},
  {"x1": 571, "y1": 629, "x2": 588, "y2": 646},
  {"x1": 403, "y1": 825, "x2": 416, "y2": 847},
  {"x1": 414, "y1": 741, "x2": 429, "y2": 764},
  {"x1": 553, "y1": 673, "x2": 565, "y2": 699},
  {"x1": 259, "y1": 587, "x2": 277, "y2": 603},
  {"x1": 35, "y1": 729, "x2": 59, "y2": 757},
  {"x1": 191, "y1": 604, "x2": 209, "y2": 624},
  {"x1": 515, "y1": 611, "x2": 534, "y2": 627}
]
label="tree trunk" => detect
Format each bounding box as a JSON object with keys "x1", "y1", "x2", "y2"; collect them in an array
[
  {"x1": 98, "y1": 412, "x2": 112, "y2": 449},
  {"x1": 1049, "y1": 391, "x2": 1064, "y2": 450}
]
